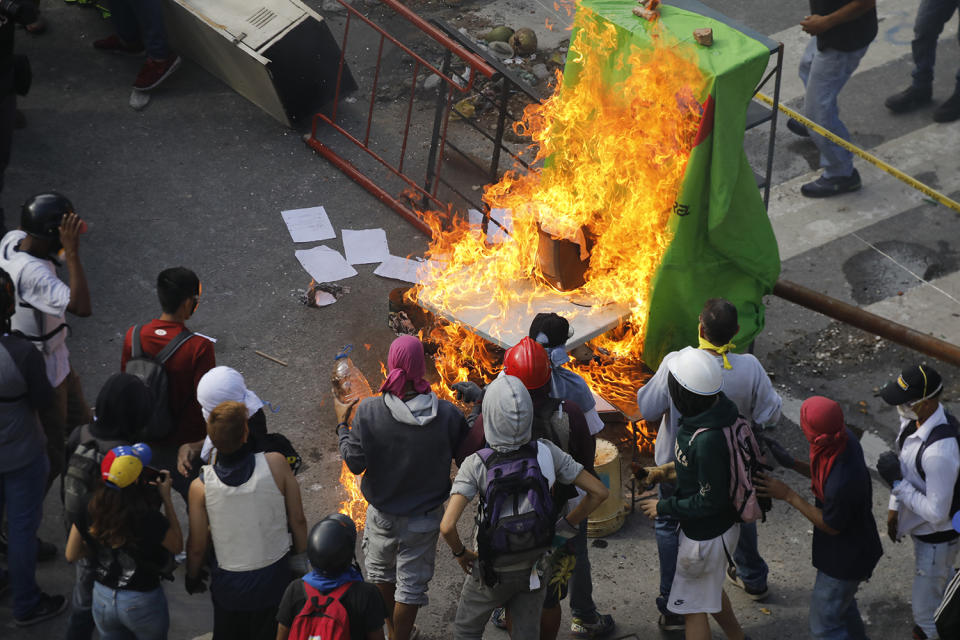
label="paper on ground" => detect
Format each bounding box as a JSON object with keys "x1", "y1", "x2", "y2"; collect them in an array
[
  {"x1": 282, "y1": 206, "x2": 336, "y2": 243},
  {"x1": 295, "y1": 246, "x2": 358, "y2": 282},
  {"x1": 343, "y1": 228, "x2": 390, "y2": 265},
  {"x1": 374, "y1": 256, "x2": 422, "y2": 283}
]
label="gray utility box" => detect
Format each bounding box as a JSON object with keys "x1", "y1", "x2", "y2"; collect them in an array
[{"x1": 163, "y1": 0, "x2": 356, "y2": 127}]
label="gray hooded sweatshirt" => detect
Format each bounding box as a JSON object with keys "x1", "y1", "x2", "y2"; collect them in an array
[
  {"x1": 339, "y1": 391, "x2": 468, "y2": 516},
  {"x1": 451, "y1": 376, "x2": 583, "y2": 570}
]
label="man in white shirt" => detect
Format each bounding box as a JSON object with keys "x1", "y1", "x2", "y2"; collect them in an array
[
  {"x1": 0, "y1": 192, "x2": 91, "y2": 492},
  {"x1": 636, "y1": 298, "x2": 781, "y2": 630},
  {"x1": 877, "y1": 364, "x2": 960, "y2": 640}
]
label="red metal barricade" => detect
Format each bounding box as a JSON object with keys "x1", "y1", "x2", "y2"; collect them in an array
[{"x1": 305, "y1": 0, "x2": 500, "y2": 236}]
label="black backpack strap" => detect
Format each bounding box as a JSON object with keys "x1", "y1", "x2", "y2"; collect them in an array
[
  {"x1": 916, "y1": 421, "x2": 959, "y2": 482},
  {"x1": 131, "y1": 325, "x2": 143, "y2": 359},
  {"x1": 153, "y1": 329, "x2": 194, "y2": 364}
]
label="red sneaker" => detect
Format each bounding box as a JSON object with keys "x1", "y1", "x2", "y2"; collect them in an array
[
  {"x1": 134, "y1": 55, "x2": 182, "y2": 91},
  {"x1": 93, "y1": 34, "x2": 145, "y2": 55}
]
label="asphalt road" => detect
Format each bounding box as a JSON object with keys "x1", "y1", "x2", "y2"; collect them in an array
[{"x1": 2, "y1": 0, "x2": 959, "y2": 638}]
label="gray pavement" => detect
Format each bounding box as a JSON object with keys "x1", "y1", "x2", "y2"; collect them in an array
[{"x1": 2, "y1": 0, "x2": 958, "y2": 638}]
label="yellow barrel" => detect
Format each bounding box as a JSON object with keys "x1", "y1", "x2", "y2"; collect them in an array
[{"x1": 587, "y1": 438, "x2": 626, "y2": 537}]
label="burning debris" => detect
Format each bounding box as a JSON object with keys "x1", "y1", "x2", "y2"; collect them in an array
[{"x1": 633, "y1": 0, "x2": 660, "y2": 22}]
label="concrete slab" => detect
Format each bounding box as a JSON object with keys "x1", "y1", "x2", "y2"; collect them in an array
[{"x1": 865, "y1": 269, "x2": 960, "y2": 343}]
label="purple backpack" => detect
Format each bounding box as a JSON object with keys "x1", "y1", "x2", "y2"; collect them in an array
[
  {"x1": 691, "y1": 417, "x2": 770, "y2": 523},
  {"x1": 475, "y1": 443, "x2": 556, "y2": 584}
]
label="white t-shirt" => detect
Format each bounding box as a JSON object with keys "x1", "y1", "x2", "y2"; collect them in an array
[{"x1": 0, "y1": 231, "x2": 71, "y2": 386}]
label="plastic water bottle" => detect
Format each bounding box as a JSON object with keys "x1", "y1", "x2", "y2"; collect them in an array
[{"x1": 332, "y1": 345, "x2": 372, "y2": 422}]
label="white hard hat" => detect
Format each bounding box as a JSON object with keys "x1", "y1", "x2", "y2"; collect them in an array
[{"x1": 666, "y1": 347, "x2": 722, "y2": 396}]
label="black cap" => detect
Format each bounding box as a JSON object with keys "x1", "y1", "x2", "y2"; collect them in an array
[
  {"x1": 880, "y1": 364, "x2": 943, "y2": 406},
  {"x1": 20, "y1": 192, "x2": 74, "y2": 239},
  {"x1": 529, "y1": 312, "x2": 572, "y2": 349},
  {"x1": 307, "y1": 514, "x2": 357, "y2": 576}
]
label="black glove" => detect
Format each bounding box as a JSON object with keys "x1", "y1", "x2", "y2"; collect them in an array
[
  {"x1": 761, "y1": 435, "x2": 795, "y2": 469},
  {"x1": 185, "y1": 568, "x2": 208, "y2": 595},
  {"x1": 451, "y1": 381, "x2": 483, "y2": 404},
  {"x1": 1, "y1": 0, "x2": 39, "y2": 26},
  {"x1": 876, "y1": 451, "x2": 903, "y2": 488}
]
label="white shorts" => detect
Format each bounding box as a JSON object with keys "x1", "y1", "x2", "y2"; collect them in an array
[{"x1": 667, "y1": 524, "x2": 741, "y2": 615}]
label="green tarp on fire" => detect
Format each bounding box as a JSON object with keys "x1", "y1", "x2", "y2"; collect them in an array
[{"x1": 568, "y1": 0, "x2": 781, "y2": 369}]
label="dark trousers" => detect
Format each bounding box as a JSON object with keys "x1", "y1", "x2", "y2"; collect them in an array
[
  {"x1": 0, "y1": 91, "x2": 15, "y2": 232},
  {"x1": 213, "y1": 601, "x2": 278, "y2": 640},
  {"x1": 911, "y1": 0, "x2": 960, "y2": 89}
]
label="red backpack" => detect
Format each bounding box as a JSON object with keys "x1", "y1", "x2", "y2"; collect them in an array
[{"x1": 288, "y1": 581, "x2": 353, "y2": 640}]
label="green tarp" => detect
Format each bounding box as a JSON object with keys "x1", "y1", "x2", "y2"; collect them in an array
[{"x1": 568, "y1": 0, "x2": 781, "y2": 369}]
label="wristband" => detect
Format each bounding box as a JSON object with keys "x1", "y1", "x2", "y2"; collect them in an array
[
  {"x1": 336, "y1": 422, "x2": 349, "y2": 430},
  {"x1": 452, "y1": 545, "x2": 466, "y2": 557}
]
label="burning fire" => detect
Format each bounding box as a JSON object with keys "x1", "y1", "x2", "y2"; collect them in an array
[
  {"x1": 412, "y1": 8, "x2": 708, "y2": 413},
  {"x1": 338, "y1": 463, "x2": 367, "y2": 526}
]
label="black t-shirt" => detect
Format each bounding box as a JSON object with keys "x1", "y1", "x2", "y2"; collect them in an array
[
  {"x1": 813, "y1": 432, "x2": 883, "y2": 581},
  {"x1": 810, "y1": 0, "x2": 878, "y2": 52},
  {"x1": 78, "y1": 506, "x2": 171, "y2": 592},
  {"x1": 276, "y1": 579, "x2": 387, "y2": 640}
]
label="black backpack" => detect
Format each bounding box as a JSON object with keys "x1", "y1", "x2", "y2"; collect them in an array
[
  {"x1": 125, "y1": 325, "x2": 194, "y2": 441},
  {"x1": 61, "y1": 426, "x2": 126, "y2": 530}
]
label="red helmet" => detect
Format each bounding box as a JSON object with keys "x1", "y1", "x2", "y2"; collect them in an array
[{"x1": 503, "y1": 337, "x2": 552, "y2": 390}]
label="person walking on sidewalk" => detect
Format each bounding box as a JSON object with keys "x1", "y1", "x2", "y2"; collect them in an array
[
  {"x1": 0, "y1": 266, "x2": 66, "y2": 627},
  {"x1": 636, "y1": 299, "x2": 780, "y2": 631},
  {"x1": 884, "y1": 0, "x2": 960, "y2": 122},
  {"x1": 875, "y1": 364, "x2": 960, "y2": 640},
  {"x1": 92, "y1": 0, "x2": 181, "y2": 91},
  {"x1": 788, "y1": 0, "x2": 878, "y2": 198},
  {"x1": 336, "y1": 334, "x2": 469, "y2": 640},
  {"x1": 756, "y1": 396, "x2": 883, "y2": 639}
]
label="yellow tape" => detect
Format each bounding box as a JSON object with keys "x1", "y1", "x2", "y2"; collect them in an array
[{"x1": 755, "y1": 92, "x2": 960, "y2": 214}]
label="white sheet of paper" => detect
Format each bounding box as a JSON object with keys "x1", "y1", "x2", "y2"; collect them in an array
[
  {"x1": 467, "y1": 208, "x2": 484, "y2": 227},
  {"x1": 295, "y1": 246, "x2": 358, "y2": 282},
  {"x1": 312, "y1": 290, "x2": 338, "y2": 307},
  {"x1": 487, "y1": 208, "x2": 513, "y2": 244},
  {"x1": 342, "y1": 228, "x2": 390, "y2": 265},
  {"x1": 373, "y1": 255, "x2": 421, "y2": 283},
  {"x1": 281, "y1": 206, "x2": 336, "y2": 243}
]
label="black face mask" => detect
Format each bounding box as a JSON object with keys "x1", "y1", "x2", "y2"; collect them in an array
[{"x1": 667, "y1": 373, "x2": 717, "y2": 418}]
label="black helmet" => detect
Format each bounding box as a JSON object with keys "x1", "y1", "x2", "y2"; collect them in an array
[
  {"x1": 306, "y1": 514, "x2": 357, "y2": 575},
  {"x1": 0, "y1": 267, "x2": 15, "y2": 321},
  {"x1": 21, "y1": 192, "x2": 74, "y2": 239}
]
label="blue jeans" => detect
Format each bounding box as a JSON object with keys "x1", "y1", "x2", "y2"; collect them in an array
[
  {"x1": 809, "y1": 570, "x2": 868, "y2": 639},
  {"x1": 568, "y1": 520, "x2": 596, "y2": 618},
  {"x1": 92, "y1": 582, "x2": 169, "y2": 640},
  {"x1": 109, "y1": 0, "x2": 170, "y2": 60},
  {"x1": 798, "y1": 39, "x2": 869, "y2": 178},
  {"x1": 0, "y1": 451, "x2": 49, "y2": 619},
  {"x1": 911, "y1": 0, "x2": 960, "y2": 90},
  {"x1": 912, "y1": 536, "x2": 960, "y2": 638},
  {"x1": 655, "y1": 484, "x2": 768, "y2": 615},
  {"x1": 66, "y1": 557, "x2": 97, "y2": 640}
]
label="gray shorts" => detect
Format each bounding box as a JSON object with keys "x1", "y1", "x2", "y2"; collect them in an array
[{"x1": 361, "y1": 504, "x2": 442, "y2": 606}]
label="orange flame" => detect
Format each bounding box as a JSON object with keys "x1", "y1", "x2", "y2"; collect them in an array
[
  {"x1": 338, "y1": 462, "x2": 366, "y2": 527},
  {"x1": 410, "y1": 7, "x2": 707, "y2": 433}
]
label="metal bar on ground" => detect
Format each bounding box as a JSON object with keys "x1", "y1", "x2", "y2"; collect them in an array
[
  {"x1": 756, "y1": 92, "x2": 960, "y2": 214},
  {"x1": 364, "y1": 34, "x2": 386, "y2": 146},
  {"x1": 772, "y1": 279, "x2": 960, "y2": 368}
]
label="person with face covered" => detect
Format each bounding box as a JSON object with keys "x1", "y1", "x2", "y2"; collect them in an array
[
  {"x1": 0, "y1": 192, "x2": 91, "y2": 495},
  {"x1": 755, "y1": 396, "x2": 882, "y2": 639},
  {"x1": 335, "y1": 335, "x2": 469, "y2": 640},
  {"x1": 875, "y1": 364, "x2": 959, "y2": 640},
  {"x1": 637, "y1": 348, "x2": 750, "y2": 640}
]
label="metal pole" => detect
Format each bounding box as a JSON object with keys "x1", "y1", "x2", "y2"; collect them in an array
[{"x1": 772, "y1": 279, "x2": 960, "y2": 367}]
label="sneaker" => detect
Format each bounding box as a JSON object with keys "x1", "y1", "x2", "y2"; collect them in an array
[
  {"x1": 885, "y1": 85, "x2": 932, "y2": 113},
  {"x1": 133, "y1": 55, "x2": 182, "y2": 91},
  {"x1": 14, "y1": 593, "x2": 67, "y2": 627},
  {"x1": 571, "y1": 612, "x2": 615, "y2": 638},
  {"x1": 786, "y1": 118, "x2": 809, "y2": 137},
  {"x1": 490, "y1": 606, "x2": 507, "y2": 630},
  {"x1": 933, "y1": 90, "x2": 960, "y2": 123},
  {"x1": 725, "y1": 565, "x2": 770, "y2": 601},
  {"x1": 93, "y1": 34, "x2": 145, "y2": 55},
  {"x1": 658, "y1": 612, "x2": 685, "y2": 631},
  {"x1": 800, "y1": 169, "x2": 861, "y2": 198}
]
